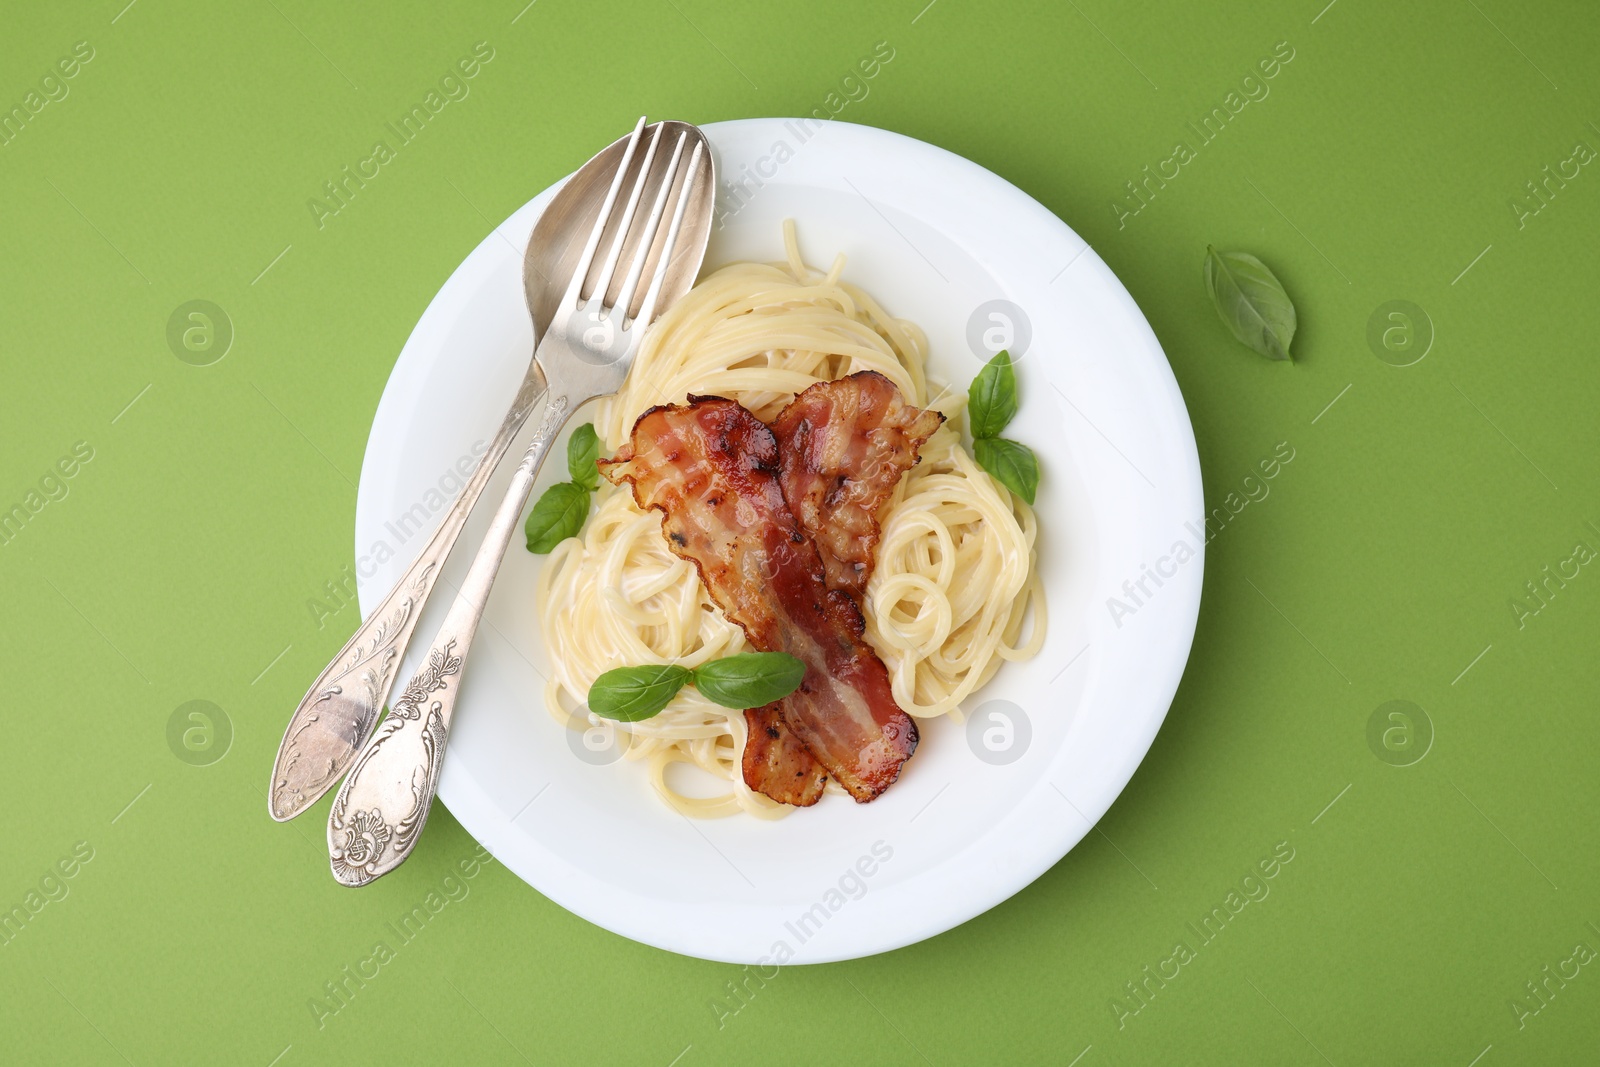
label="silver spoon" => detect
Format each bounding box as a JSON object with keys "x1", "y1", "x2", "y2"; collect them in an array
[
  {"x1": 326, "y1": 119, "x2": 712, "y2": 885},
  {"x1": 268, "y1": 117, "x2": 713, "y2": 823}
]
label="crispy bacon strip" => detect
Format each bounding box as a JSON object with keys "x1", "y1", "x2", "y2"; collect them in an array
[
  {"x1": 600, "y1": 396, "x2": 917, "y2": 803},
  {"x1": 771, "y1": 371, "x2": 945, "y2": 598},
  {"x1": 740, "y1": 704, "x2": 829, "y2": 806}
]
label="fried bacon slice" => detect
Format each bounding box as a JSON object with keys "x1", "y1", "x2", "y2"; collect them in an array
[
  {"x1": 740, "y1": 704, "x2": 829, "y2": 806},
  {"x1": 771, "y1": 371, "x2": 945, "y2": 598},
  {"x1": 600, "y1": 396, "x2": 917, "y2": 803}
]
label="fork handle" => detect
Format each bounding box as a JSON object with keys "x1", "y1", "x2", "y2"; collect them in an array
[
  {"x1": 267, "y1": 366, "x2": 549, "y2": 822},
  {"x1": 327, "y1": 391, "x2": 573, "y2": 886}
]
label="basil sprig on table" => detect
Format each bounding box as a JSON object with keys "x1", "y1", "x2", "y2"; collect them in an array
[
  {"x1": 967, "y1": 351, "x2": 1039, "y2": 505},
  {"x1": 587, "y1": 652, "x2": 807, "y2": 722},
  {"x1": 1203, "y1": 246, "x2": 1297, "y2": 361},
  {"x1": 524, "y1": 423, "x2": 602, "y2": 553}
]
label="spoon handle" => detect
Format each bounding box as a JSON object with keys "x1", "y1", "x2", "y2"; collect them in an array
[
  {"x1": 327, "y1": 390, "x2": 574, "y2": 886},
  {"x1": 267, "y1": 365, "x2": 549, "y2": 822}
]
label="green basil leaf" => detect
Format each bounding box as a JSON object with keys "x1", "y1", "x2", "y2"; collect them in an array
[
  {"x1": 968, "y1": 350, "x2": 1020, "y2": 439},
  {"x1": 567, "y1": 423, "x2": 601, "y2": 490},
  {"x1": 1203, "y1": 247, "x2": 1297, "y2": 361},
  {"x1": 524, "y1": 481, "x2": 590, "y2": 554},
  {"x1": 690, "y1": 652, "x2": 807, "y2": 710},
  {"x1": 974, "y1": 436, "x2": 1039, "y2": 505},
  {"x1": 587, "y1": 664, "x2": 693, "y2": 721}
]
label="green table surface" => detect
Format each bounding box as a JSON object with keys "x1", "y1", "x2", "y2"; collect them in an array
[{"x1": 4, "y1": 0, "x2": 1598, "y2": 1063}]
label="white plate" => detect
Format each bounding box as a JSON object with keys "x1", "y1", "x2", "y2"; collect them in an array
[{"x1": 355, "y1": 119, "x2": 1203, "y2": 964}]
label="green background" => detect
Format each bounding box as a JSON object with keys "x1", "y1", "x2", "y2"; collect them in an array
[{"x1": 3, "y1": 0, "x2": 1596, "y2": 1062}]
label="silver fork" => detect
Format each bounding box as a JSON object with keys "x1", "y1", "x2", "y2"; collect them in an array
[{"x1": 326, "y1": 122, "x2": 707, "y2": 886}]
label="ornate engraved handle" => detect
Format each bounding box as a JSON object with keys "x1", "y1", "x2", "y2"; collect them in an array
[
  {"x1": 268, "y1": 368, "x2": 549, "y2": 821},
  {"x1": 327, "y1": 392, "x2": 572, "y2": 885}
]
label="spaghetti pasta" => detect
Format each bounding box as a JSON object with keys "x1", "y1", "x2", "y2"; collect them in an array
[{"x1": 535, "y1": 222, "x2": 1045, "y2": 817}]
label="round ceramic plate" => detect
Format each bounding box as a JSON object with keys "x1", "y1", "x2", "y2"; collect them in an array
[{"x1": 354, "y1": 118, "x2": 1203, "y2": 964}]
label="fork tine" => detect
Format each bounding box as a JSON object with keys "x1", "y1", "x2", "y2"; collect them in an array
[
  {"x1": 586, "y1": 121, "x2": 666, "y2": 311},
  {"x1": 614, "y1": 131, "x2": 689, "y2": 325},
  {"x1": 560, "y1": 116, "x2": 646, "y2": 308},
  {"x1": 631, "y1": 140, "x2": 703, "y2": 329}
]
